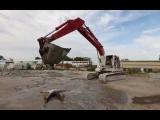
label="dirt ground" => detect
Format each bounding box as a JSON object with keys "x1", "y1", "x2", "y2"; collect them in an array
[{"x1": 0, "y1": 70, "x2": 160, "y2": 110}]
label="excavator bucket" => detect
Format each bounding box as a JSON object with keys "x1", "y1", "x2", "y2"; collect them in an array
[{"x1": 39, "y1": 43, "x2": 71, "y2": 65}]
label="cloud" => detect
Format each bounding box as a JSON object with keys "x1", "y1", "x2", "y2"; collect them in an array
[
  {"x1": 135, "y1": 34, "x2": 160, "y2": 49},
  {"x1": 96, "y1": 10, "x2": 121, "y2": 27},
  {"x1": 142, "y1": 27, "x2": 160, "y2": 35},
  {"x1": 99, "y1": 13, "x2": 114, "y2": 26},
  {"x1": 0, "y1": 10, "x2": 100, "y2": 62},
  {"x1": 97, "y1": 10, "x2": 158, "y2": 32},
  {"x1": 103, "y1": 28, "x2": 160, "y2": 61},
  {"x1": 114, "y1": 10, "x2": 151, "y2": 24},
  {"x1": 0, "y1": 10, "x2": 159, "y2": 64},
  {"x1": 94, "y1": 10, "x2": 152, "y2": 41}
]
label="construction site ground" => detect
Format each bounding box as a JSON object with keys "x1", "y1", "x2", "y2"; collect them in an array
[{"x1": 0, "y1": 70, "x2": 160, "y2": 110}]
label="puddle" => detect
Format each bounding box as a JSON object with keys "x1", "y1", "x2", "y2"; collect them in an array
[
  {"x1": 98, "y1": 86, "x2": 129, "y2": 106},
  {"x1": 132, "y1": 95, "x2": 160, "y2": 104}
]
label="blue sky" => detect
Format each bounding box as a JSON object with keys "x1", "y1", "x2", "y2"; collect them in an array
[
  {"x1": 0, "y1": 10, "x2": 160, "y2": 63},
  {"x1": 91, "y1": 11, "x2": 160, "y2": 44}
]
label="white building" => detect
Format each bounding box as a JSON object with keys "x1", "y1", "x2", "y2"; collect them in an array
[
  {"x1": 13, "y1": 60, "x2": 43, "y2": 70},
  {"x1": 0, "y1": 60, "x2": 6, "y2": 71},
  {"x1": 0, "y1": 55, "x2": 7, "y2": 70},
  {"x1": 60, "y1": 60, "x2": 90, "y2": 67}
]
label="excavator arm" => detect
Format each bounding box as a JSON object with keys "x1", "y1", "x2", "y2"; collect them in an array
[{"x1": 38, "y1": 18, "x2": 106, "y2": 68}]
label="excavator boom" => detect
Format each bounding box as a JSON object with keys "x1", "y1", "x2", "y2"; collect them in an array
[{"x1": 38, "y1": 18, "x2": 105, "y2": 56}]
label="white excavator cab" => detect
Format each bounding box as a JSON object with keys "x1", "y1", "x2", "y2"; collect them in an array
[
  {"x1": 96, "y1": 55, "x2": 121, "y2": 72},
  {"x1": 88, "y1": 55, "x2": 125, "y2": 83},
  {"x1": 105, "y1": 55, "x2": 121, "y2": 70}
]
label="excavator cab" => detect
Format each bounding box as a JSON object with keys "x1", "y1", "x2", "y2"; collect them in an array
[{"x1": 105, "y1": 55, "x2": 121, "y2": 70}]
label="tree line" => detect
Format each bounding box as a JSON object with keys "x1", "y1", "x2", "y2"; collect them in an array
[{"x1": 63, "y1": 56, "x2": 91, "y2": 61}]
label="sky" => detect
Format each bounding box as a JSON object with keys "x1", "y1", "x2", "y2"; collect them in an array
[{"x1": 0, "y1": 10, "x2": 160, "y2": 64}]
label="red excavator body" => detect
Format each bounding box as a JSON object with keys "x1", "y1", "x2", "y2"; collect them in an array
[{"x1": 37, "y1": 17, "x2": 125, "y2": 83}]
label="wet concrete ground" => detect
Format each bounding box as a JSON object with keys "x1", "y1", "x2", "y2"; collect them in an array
[{"x1": 0, "y1": 70, "x2": 160, "y2": 110}]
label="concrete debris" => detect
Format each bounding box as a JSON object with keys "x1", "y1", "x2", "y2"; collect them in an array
[
  {"x1": 132, "y1": 95, "x2": 160, "y2": 104},
  {"x1": 40, "y1": 89, "x2": 66, "y2": 105}
]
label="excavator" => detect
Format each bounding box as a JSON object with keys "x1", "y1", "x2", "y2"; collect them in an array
[{"x1": 37, "y1": 17, "x2": 125, "y2": 83}]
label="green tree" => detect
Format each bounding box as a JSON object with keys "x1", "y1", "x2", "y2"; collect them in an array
[
  {"x1": 74, "y1": 57, "x2": 84, "y2": 61},
  {"x1": 63, "y1": 56, "x2": 73, "y2": 61},
  {"x1": 35, "y1": 57, "x2": 41, "y2": 60},
  {"x1": 74, "y1": 57, "x2": 92, "y2": 62}
]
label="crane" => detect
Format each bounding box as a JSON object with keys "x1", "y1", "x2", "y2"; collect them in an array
[{"x1": 37, "y1": 17, "x2": 125, "y2": 83}]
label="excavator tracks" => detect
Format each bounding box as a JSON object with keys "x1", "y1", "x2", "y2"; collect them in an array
[
  {"x1": 98, "y1": 72, "x2": 126, "y2": 84},
  {"x1": 87, "y1": 72, "x2": 126, "y2": 84},
  {"x1": 87, "y1": 72, "x2": 99, "y2": 80}
]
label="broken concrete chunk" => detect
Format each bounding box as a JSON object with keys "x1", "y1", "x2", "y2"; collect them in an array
[
  {"x1": 40, "y1": 89, "x2": 66, "y2": 105},
  {"x1": 132, "y1": 95, "x2": 160, "y2": 104}
]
